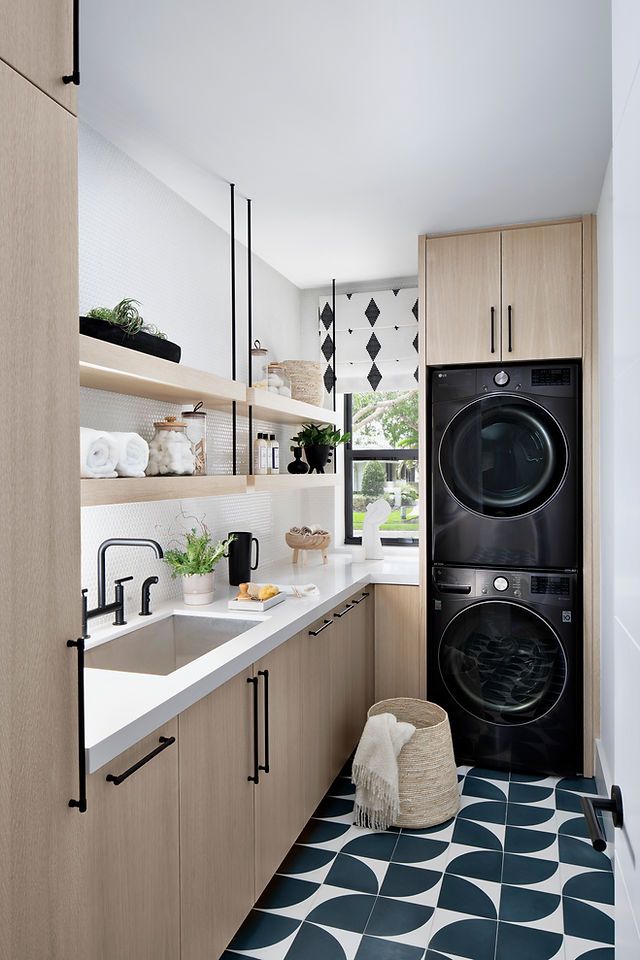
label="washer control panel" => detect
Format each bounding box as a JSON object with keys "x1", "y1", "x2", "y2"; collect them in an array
[
  {"x1": 433, "y1": 566, "x2": 576, "y2": 607},
  {"x1": 477, "y1": 570, "x2": 524, "y2": 598}
]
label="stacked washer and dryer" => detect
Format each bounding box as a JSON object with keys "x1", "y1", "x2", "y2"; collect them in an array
[{"x1": 428, "y1": 363, "x2": 582, "y2": 776}]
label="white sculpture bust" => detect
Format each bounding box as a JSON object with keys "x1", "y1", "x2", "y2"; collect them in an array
[{"x1": 362, "y1": 498, "x2": 391, "y2": 560}]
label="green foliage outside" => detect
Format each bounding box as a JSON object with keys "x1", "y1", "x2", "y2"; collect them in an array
[
  {"x1": 360, "y1": 460, "x2": 386, "y2": 497},
  {"x1": 353, "y1": 510, "x2": 418, "y2": 532},
  {"x1": 352, "y1": 390, "x2": 418, "y2": 448}
]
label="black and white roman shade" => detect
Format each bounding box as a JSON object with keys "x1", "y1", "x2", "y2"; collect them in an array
[{"x1": 318, "y1": 288, "x2": 419, "y2": 394}]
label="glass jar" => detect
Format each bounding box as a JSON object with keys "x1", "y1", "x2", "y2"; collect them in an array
[
  {"x1": 182, "y1": 401, "x2": 207, "y2": 476},
  {"x1": 251, "y1": 340, "x2": 269, "y2": 390},
  {"x1": 146, "y1": 416, "x2": 196, "y2": 476},
  {"x1": 267, "y1": 362, "x2": 292, "y2": 397}
]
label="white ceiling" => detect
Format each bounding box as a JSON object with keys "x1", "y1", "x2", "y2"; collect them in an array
[{"x1": 79, "y1": 0, "x2": 611, "y2": 289}]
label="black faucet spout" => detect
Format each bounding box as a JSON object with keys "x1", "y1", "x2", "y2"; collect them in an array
[{"x1": 96, "y1": 538, "x2": 164, "y2": 608}]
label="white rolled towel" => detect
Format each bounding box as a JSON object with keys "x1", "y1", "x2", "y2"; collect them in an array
[
  {"x1": 110, "y1": 432, "x2": 149, "y2": 478},
  {"x1": 80, "y1": 427, "x2": 118, "y2": 478}
]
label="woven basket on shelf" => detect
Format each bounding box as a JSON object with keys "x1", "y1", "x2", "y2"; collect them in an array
[
  {"x1": 368, "y1": 698, "x2": 460, "y2": 828},
  {"x1": 282, "y1": 360, "x2": 324, "y2": 406}
]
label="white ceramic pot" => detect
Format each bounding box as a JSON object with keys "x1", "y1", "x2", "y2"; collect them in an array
[{"x1": 181, "y1": 572, "x2": 215, "y2": 605}]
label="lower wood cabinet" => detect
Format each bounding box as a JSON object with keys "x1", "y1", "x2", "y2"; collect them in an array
[
  {"x1": 86, "y1": 721, "x2": 181, "y2": 960},
  {"x1": 301, "y1": 612, "x2": 336, "y2": 812},
  {"x1": 375, "y1": 585, "x2": 423, "y2": 701}
]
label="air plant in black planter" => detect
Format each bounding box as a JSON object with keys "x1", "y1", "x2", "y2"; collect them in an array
[
  {"x1": 290, "y1": 423, "x2": 350, "y2": 474},
  {"x1": 80, "y1": 298, "x2": 182, "y2": 363}
]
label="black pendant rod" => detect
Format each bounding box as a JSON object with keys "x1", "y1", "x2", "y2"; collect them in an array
[
  {"x1": 332, "y1": 278, "x2": 337, "y2": 411},
  {"x1": 230, "y1": 183, "x2": 237, "y2": 475},
  {"x1": 247, "y1": 198, "x2": 254, "y2": 474}
]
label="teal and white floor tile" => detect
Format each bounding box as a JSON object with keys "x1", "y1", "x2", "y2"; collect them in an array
[{"x1": 222, "y1": 764, "x2": 614, "y2": 960}]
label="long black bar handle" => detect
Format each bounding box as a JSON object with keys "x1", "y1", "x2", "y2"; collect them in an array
[
  {"x1": 106, "y1": 736, "x2": 175, "y2": 786},
  {"x1": 62, "y1": 0, "x2": 80, "y2": 85},
  {"x1": 580, "y1": 785, "x2": 624, "y2": 852},
  {"x1": 247, "y1": 676, "x2": 260, "y2": 783},
  {"x1": 490, "y1": 306, "x2": 496, "y2": 354},
  {"x1": 309, "y1": 618, "x2": 333, "y2": 637},
  {"x1": 352, "y1": 591, "x2": 370, "y2": 605},
  {"x1": 67, "y1": 637, "x2": 87, "y2": 812},
  {"x1": 507, "y1": 304, "x2": 513, "y2": 353},
  {"x1": 247, "y1": 198, "x2": 253, "y2": 386},
  {"x1": 258, "y1": 669, "x2": 270, "y2": 774},
  {"x1": 230, "y1": 183, "x2": 237, "y2": 475},
  {"x1": 334, "y1": 603, "x2": 355, "y2": 618}
]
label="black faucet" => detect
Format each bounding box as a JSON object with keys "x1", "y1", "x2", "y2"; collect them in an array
[
  {"x1": 140, "y1": 576, "x2": 159, "y2": 616},
  {"x1": 82, "y1": 538, "x2": 164, "y2": 639}
]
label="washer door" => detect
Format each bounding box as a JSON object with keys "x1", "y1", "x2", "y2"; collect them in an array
[
  {"x1": 439, "y1": 395, "x2": 568, "y2": 518},
  {"x1": 438, "y1": 601, "x2": 567, "y2": 725}
]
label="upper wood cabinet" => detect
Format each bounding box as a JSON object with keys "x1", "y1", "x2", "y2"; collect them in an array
[
  {"x1": 501, "y1": 222, "x2": 582, "y2": 361},
  {"x1": 0, "y1": 0, "x2": 77, "y2": 113},
  {"x1": 426, "y1": 232, "x2": 501, "y2": 365},
  {"x1": 424, "y1": 221, "x2": 583, "y2": 365}
]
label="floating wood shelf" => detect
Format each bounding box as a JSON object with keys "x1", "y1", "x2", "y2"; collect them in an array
[
  {"x1": 247, "y1": 473, "x2": 339, "y2": 492},
  {"x1": 81, "y1": 475, "x2": 247, "y2": 507},
  {"x1": 244, "y1": 388, "x2": 340, "y2": 426},
  {"x1": 79, "y1": 335, "x2": 244, "y2": 409}
]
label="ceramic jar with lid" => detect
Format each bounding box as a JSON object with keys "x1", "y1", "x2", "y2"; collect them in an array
[
  {"x1": 182, "y1": 401, "x2": 207, "y2": 476},
  {"x1": 146, "y1": 416, "x2": 196, "y2": 476},
  {"x1": 251, "y1": 340, "x2": 270, "y2": 390}
]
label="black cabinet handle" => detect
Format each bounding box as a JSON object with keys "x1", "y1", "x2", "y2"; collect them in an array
[
  {"x1": 352, "y1": 592, "x2": 370, "y2": 605},
  {"x1": 106, "y1": 736, "x2": 175, "y2": 786},
  {"x1": 490, "y1": 306, "x2": 496, "y2": 354},
  {"x1": 62, "y1": 0, "x2": 80, "y2": 85},
  {"x1": 309, "y1": 618, "x2": 333, "y2": 636},
  {"x1": 67, "y1": 637, "x2": 87, "y2": 812},
  {"x1": 258, "y1": 669, "x2": 270, "y2": 774},
  {"x1": 580, "y1": 785, "x2": 624, "y2": 852},
  {"x1": 334, "y1": 603, "x2": 355, "y2": 618},
  {"x1": 247, "y1": 676, "x2": 260, "y2": 784},
  {"x1": 507, "y1": 305, "x2": 513, "y2": 352}
]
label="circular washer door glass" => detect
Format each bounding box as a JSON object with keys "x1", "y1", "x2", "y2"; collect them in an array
[
  {"x1": 439, "y1": 395, "x2": 568, "y2": 517},
  {"x1": 438, "y1": 601, "x2": 566, "y2": 725}
]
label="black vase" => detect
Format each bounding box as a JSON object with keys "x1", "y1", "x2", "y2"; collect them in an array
[
  {"x1": 287, "y1": 447, "x2": 309, "y2": 474},
  {"x1": 227, "y1": 531, "x2": 259, "y2": 586},
  {"x1": 304, "y1": 444, "x2": 333, "y2": 474}
]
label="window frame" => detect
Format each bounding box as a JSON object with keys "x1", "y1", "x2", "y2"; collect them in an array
[{"x1": 343, "y1": 394, "x2": 419, "y2": 547}]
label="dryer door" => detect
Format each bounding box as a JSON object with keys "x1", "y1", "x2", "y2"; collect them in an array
[
  {"x1": 439, "y1": 395, "x2": 568, "y2": 518},
  {"x1": 438, "y1": 600, "x2": 567, "y2": 725}
]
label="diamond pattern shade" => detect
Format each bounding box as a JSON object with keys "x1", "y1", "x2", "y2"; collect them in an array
[{"x1": 366, "y1": 334, "x2": 381, "y2": 361}]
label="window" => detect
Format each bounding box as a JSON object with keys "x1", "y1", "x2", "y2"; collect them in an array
[{"x1": 344, "y1": 390, "x2": 419, "y2": 545}]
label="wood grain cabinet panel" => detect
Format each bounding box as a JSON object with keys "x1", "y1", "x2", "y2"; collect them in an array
[
  {"x1": 0, "y1": 0, "x2": 77, "y2": 113},
  {"x1": 501, "y1": 222, "x2": 583, "y2": 360},
  {"x1": 375, "y1": 585, "x2": 422, "y2": 701},
  {"x1": 426, "y1": 231, "x2": 501, "y2": 365},
  {"x1": 85, "y1": 724, "x2": 180, "y2": 960},
  {"x1": 301, "y1": 615, "x2": 336, "y2": 812}
]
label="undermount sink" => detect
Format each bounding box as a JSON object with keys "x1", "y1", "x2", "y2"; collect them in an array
[{"x1": 85, "y1": 614, "x2": 258, "y2": 676}]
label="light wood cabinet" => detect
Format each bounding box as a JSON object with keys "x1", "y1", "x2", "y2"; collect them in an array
[
  {"x1": 86, "y1": 723, "x2": 180, "y2": 960},
  {"x1": 179, "y1": 671, "x2": 256, "y2": 960},
  {"x1": 425, "y1": 221, "x2": 583, "y2": 364},
  {"x1": 346, "y1": 590, "x2": 375, "y2": 746},
  {"x1": 254, "y1": 636, "x2": 306, "y2": 896},
  {"x1": 375, "y1": 585, "x2": 423, "y2": 701},
  {"x1": 0, "y1": 0, "x2": 77, "y2": 113},
  {"x1": 330, "y1": 598, "x2": 358, "y2": 769},
  {"x1": 0, "y1": 61, "x2": 84, "y2": 959},
  {"x1": 501, "y1": 222, "x2": 582, "y2": 360},
  {"x1": 301, "y1": 614, "x2": 337, "y2": 811}
]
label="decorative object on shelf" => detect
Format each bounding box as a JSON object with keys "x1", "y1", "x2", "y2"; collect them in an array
[
  {"x1": 282, "y1": 360, "x2": 324, "y2": 406},
  {"x1": 182, "y1": 402, "x2": 207, "y2": 476},
  {"x1": 362, "y1": 498, "x2": 391, "y2": 559},
  {"x1": 146, "y1": 417, "x2": 196, "y2": 476},
  {"x1": 285, "y1": 525, "x2": 331, "y2": 564},
  {"x1": 267, "y1": 433, "x2": 279, "y2": 474},
  {"x1": 287, "y1": 446, "x2": 309, "y2": 474},
  {"x1": 251, "y1": 339, "x2": 270, "y2": 389},
  {"x1": 81, "y1": 299, "x2": 181, "y2": 363},
  {"x1": 80, "y1": 427, "x2": 118, "y2": 478},
  {"x1": 110, "y1": 431, "x2": 149, "y2": 478},
  {"x1": 226, "y1": 531, "x2": 260, "y2": 586},
  {"x1": 164, "y1": 526, "x2": 235, "y2": 606},
  {"x1": 290, "y1": 423, "x2": 350, "y2": 474},
  {"x1": 267, "y1": 362, "x2": 292, "y2": 397}
]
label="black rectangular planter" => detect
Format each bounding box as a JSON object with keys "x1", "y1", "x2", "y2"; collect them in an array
[{"x1": 80, "y1": 316, "x2": 182, "y2": 364}]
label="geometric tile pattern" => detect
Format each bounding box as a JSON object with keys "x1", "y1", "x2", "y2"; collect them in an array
[{"x1": 222, "y1": 764, "x2": 614, "y2": 959}]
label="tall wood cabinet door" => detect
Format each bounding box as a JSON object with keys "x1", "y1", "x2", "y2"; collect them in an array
[
  {"x1": 375, "y1": 585, "x2": 422, "y2": 701},
  {"x1": 0, "y1": 0, "x2": 77, "y2": 113},
  {"x1": 330, "y1": 601, "x2": 358, "y2": 772},
  {"x1": 85, "y1": 723, "x2": 180, "y2": 960},
  {"x1": 347, "y1": 590, "x2": 374, "y2": 748},
  {"x1": 0, "y1": 62, "x2": 86, "y2": 959},
  {"x1": 180, "y1": 674, "x2": 256, "y2": 960},
  {"x1": 501, "y1": 222, "x2": 583, "y2": 360},
  {"x1": 254, "y1": 636, "x2": 305, "y2": 897},
  {"x1": 426, "y1": 232, "x2": 501, "y2": 365},
  {"x1": 302, "y1": 616, "x2": 335, "y2": 812}
]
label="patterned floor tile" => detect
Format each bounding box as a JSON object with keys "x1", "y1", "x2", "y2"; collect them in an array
[
  {"x1": 495, "y1": 920, "x2": 563, "y2": 959},
  {"x1": 437, "y1": 874, "x2": 501, "y2": 919},
  {"x1": 563, "y1": 936, "x2": 615, "y2": 960},
  {"x1": 461, "y1": 777, "x2": 508, "y2": 802},
  {"x1": 355, "y1": 933, "x2": 426, "y2": 959},
  {"x1": 380, "y1": 863, "x2": 443, "y2": 907},
  {"x1": 451, "y1": 818, "x2": 504, "y2": 851},
  {"x1": 508, "y1": 783, "x2": 556, "y2": 808},
  {"x1": 427, "y1": 912, "x2": 498, "y2": 960},
  {"x1": 466, "y1": 766, "x2": 510, "y2": 782},
  {"x1": 284, "y1": 921, "x2": 361, "y2": 960},
  {"x1": 456, "y1": 798, "x2": 507, "y2": 825},
  {"x1": 306, "y1": 887, "x2": 377, "y2": 934}
]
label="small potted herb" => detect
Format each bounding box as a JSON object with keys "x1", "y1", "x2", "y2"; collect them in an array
[
  {"x1": 164, "y1": 526, "x2": 235, "y2": 605},
  {"x1": 80, "y1": 298, "x2": 182, "y2": 363},
  {"x1": 290, "y1": 423, "x2": 350, "y2": 474}
]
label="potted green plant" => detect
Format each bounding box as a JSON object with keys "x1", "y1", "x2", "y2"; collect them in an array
[
  {"x1": 80, "y1": 298, "x2": 182, "y2": 363},
  {"x1": 164, "y1": 527, "x2": 235, "y2": 605},
  {"x1": 290, "y1": 423, "x2": 350, "y2": 474}
]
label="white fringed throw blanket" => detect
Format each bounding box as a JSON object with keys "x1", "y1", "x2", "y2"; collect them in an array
[{"x1": 352, "y1": 712, "x2": 416, "y2": 830}]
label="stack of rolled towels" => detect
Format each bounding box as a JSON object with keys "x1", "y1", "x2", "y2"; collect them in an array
[{"x1": 80, "y1": 427, "x2": 150, "y2": 479}]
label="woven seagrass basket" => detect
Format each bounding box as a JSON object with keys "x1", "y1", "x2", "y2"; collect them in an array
[
  {"x1": 282, "y1": 360, "x2": 324, "y2": 406},
  {"x1": 368, "y1": 698, "x2": 460, "y2": 828}
]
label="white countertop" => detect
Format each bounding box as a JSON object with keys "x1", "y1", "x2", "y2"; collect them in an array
[{"x1": 84, "y1": 554, "x2": 419, "y2": 773}]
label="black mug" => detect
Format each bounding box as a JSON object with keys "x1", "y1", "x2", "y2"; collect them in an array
[{"x1": 227, "y1": 531, "x2": 260, "y2": 586}]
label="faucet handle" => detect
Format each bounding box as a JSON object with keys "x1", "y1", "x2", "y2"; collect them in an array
[
  {"x1": 114, "y1": 576, "x2": 134, "y2": 586},
  {"x1": 81, "y1": 587, "x2": 88, "y2": 596}
]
